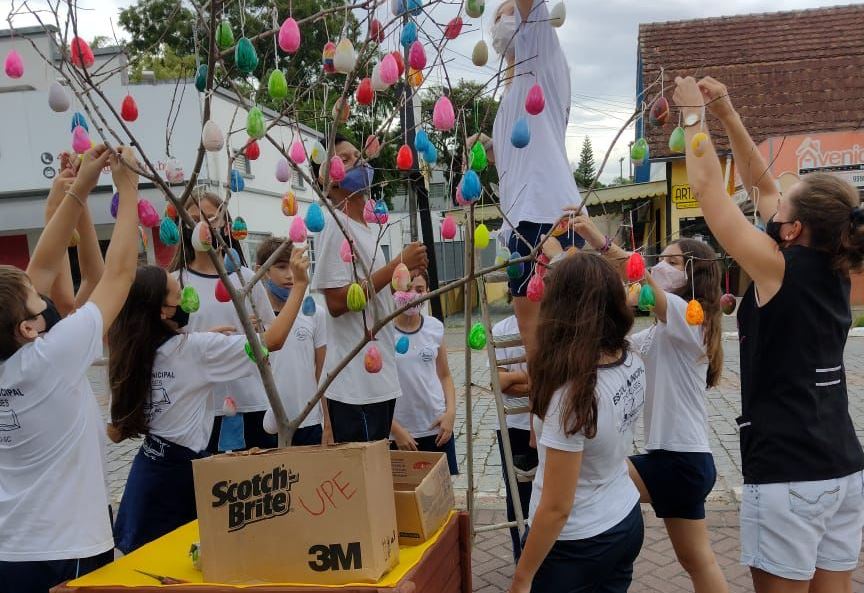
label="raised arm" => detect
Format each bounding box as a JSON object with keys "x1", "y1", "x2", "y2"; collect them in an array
[
  {"x1": 27, "y1": 145, "x2": 110, "y2": 295},
  {"x1": 698, "y1": 76, "x2": 781, "y2": 223},
  {"x1": 72, "y1": 198, "x2": 104, "y2": 308},
  {"x1": 44, "y1": 154, "x2": 78, "y2": 315},
  {"x1": 673, "y1": 77, "x2": 785, "y2": 297},
  {"x1": 87, "y1": 147, "x2": 141, "y2": 334},
  {"x1": 263, "y1": 247, "x2": 309, "y2": 351}
]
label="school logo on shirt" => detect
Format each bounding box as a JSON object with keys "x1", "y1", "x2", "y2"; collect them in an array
[
  {"x1": 294, "y1": 326, "x2": 314, "y2": 342},
  {"x1": 613, "y1": 366, "x2": 645, "y2": 433},
  {"x1": 145, "y1": 374, "x2": 173, "y2": 421},
  {"x1": 419, "y1": 346, "x2": 436, "y2": 364},
  {"x1": 0, "y1": 388, "x2": 24, "y2": 437},
  {"x1": 211, "y1": 465, "x2": 300, "y2": 531}
]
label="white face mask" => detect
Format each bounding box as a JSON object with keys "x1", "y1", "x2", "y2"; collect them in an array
[
  {"x1": 491, "y1": 15, "x2": 517, "y2": 59},
  {"x1": 651, "y1": 260, "x2": 688, "y2": 292}
]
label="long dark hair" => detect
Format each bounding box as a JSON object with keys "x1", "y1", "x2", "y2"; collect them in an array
[
  {"x1": 669, "y1": 239, "x2": 723, "y2": 388},
  {"x1": 529, "y1": 253, "x2": 634, "y2": 437},
  {"x1": 108, "y1": 266, "x2": 178, "y2": 441},
  {"x1": 168, "y1": 189, "x2": 248, "y2": 274},
  {"x1": 790, "y1": 172, "x2": 864, "y2": 274}
]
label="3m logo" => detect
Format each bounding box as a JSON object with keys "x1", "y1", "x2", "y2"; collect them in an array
[{"x1": 308, "y1": 542, "x2": 362, "y2": 572}]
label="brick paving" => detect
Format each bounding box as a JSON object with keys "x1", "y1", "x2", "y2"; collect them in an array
[{"x1": 89, "y1": 309, "x2": 864, "y2": 592}]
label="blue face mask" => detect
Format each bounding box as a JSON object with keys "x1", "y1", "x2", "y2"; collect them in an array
[
  {"x1": 266, "y1": 278, "x2": 291, "y2": 302},
  {"x1": 340, "y1": 163, "x2": 373, "y2": 195}
]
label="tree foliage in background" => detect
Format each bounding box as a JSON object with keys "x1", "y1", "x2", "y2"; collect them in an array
[
  {"x1": 573, "y1": 136, "x2": 602, "y2": 189},
  {"x1": 420, "y1": 81, "x2": 499, "y2": 205}
]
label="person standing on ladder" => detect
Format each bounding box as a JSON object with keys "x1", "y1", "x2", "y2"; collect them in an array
[{"x1": 471, "y1": 0, "x2": 584, "y2": 360}]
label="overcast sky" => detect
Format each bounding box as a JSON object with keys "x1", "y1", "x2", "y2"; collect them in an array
[{"x1": 2, "y1": 0, "x2": 857, "y2": 181}]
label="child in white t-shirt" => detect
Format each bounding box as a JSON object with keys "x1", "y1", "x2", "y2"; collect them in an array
[
  {"x1": 510, "y1": 253, "x2": 645, "y2": 593},
  {"x1": 0, "y1": 146, "x2": 140, "y2": 591},
  {"x1": 168, "y1": 190, "x2": 276, "y2": 452},
  {"x1": 108, "y1": 249, "x2": 309, "y2": 553},
  {"x1": 391, "y1": 272, "x2": 457, "y2": 474},
  {"x1": 255, "y1": 237, "x2": 330, "y2": 446},
  {"x1": 310, "y1": 135, "x2": 428, "y2": 443}
]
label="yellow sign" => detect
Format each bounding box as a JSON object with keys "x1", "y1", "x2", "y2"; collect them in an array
[{"x1": 671, "y1": 183, "x2": 699, "y2": 209}]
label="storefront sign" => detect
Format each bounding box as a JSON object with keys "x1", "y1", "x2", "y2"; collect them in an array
[{"x1": 671, "y1": 183, "x2": 699, "y2": 209}]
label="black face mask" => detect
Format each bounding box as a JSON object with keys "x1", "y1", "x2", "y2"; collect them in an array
[
  {"x1": 169, "y1": 305, "x2": 190, "y2": 329},
  {"x1": 765, "y1": 214, "x2": 792, "y2": 246},
  {"x1": 38, "y1": 296, "x2": 62, "y2": 334}
]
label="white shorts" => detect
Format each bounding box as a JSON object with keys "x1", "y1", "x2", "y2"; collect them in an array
[{"x1": 740, "y1": 471, "x2": 864, "y2": 580}]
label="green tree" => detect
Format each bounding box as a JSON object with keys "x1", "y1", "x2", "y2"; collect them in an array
[
  {"x1": 420, "y1": 80, "x2": 500, "y2": 204},
  {"x1": 90, "y1": 35, "x2": 111, "y2": 49},
  {"x1": 573, "y1": 136, "x2": 599, "y2": 189}
]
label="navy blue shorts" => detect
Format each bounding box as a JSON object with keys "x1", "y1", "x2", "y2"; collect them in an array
[
  {"x1": 507, "y1": 221, "x2": 584, "y2": 297},
  {"x1": 526, "y1": 503, "x2": 644, "y2": 593},
  {"x1": 292, "y1": 424, "x2": 323, "y2": 446},
  {"x1": 0, "y1": 548, "x2": 113, "y2": 593},
  {"x1": 630, "y1": 450, "x2": 717, "y2": 520},
  {"x1": 327, "y1": 398, "x2": 396, "y2": 443}
]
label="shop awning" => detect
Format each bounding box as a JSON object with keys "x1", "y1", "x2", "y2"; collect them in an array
[{"x1": 581, "y1": 180, "x2": 666, "y2": 207}]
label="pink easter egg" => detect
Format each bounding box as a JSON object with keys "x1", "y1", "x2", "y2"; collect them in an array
[
  {"x1": 441, "y1": 215, "x2": 457, "y2": 239},
  {"x1": 71, "y1": 125, "x2": 90, "y2": 154},
  {"x1": 525, "y1": 83, "x2": 545, "y2": 115},
  {"x1": 380, "y1": 54, "x2": 399, "y2": 86},
  {"x1": 527, "y1": 272, "x2": 545, "y2": 302},
  {"x1": 289, "y1": 139, "x2": 306, "y2": 164},
  {"x1": 340, "y1": 238, "x2": 354, "y2": 262},
  {"x1": 278, "y1": 18, "x2": 301, "y2": 54},
  {"x1": 408, "y1": 41, "x2": 426, "y2": 71},
  {"x1": 329, "y1": 156, "x2": 345, "y2": 182},
  {"x1": 289, "y1": 216, "x2": 307, "y2": 243},
  {"x1": 363, "y1": 199, "x2": 378, "y2": 224},
  {"x1": 4, "y1": 50, "x2": 23, "y2": 79},
  {"x1": 137, "y1": 199, "x2": 160, "y2": 228},
  {"x1": 433, "y1": 95, "x2": 455, "y2": 131}
]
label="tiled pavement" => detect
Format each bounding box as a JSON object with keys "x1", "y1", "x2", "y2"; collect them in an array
[{"x1": 90, "y1": 311, "x2": 864, "y2": 592}]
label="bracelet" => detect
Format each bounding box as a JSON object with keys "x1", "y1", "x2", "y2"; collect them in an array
[
  {"x1": 65, "y1": 189, "x2": 86, "y2": 208},
  {"x1": 598, "y1": 235, "x2": 612, "y2": 254}
]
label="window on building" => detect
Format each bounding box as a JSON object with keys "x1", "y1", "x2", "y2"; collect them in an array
[
  {"x1": 291, "y1": 172, "x2": 306, "y2": 190},
  {"x1": 235, "y1": 154, "x2": 251, "y2": 176}
]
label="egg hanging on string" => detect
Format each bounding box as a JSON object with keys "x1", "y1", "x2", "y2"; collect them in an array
[
  {"x1": 165, "y1": 159, "x2": 184, "y2": 183},
  {"x1": 281, "y1": 192, "x2": 297, "y2": 216},
  {"x1": 70, "y1": 37, "x2": 94, "y2": 68},
  {"x1": 721, "y1": 293, "x2": 737, "y2": 315},
  {"x1": 363, "y1": 199, "x2": 378, "y2": 224},
  {"x1": 468, "y1": 322, "x2": 487, "y2": 350},
  {"x1": 332, "y1": 97, "x2": 350, "y2": 123},
  {"x1": 246, "y1": 106, "x2": 265, "y2": 139},
  {"x1": 202, "y1": 120, "x2": 224, "y2": 152},
  {"x1": 215, "y1": 279, "x2": 231, "y2": 303},
  {"x1": 229, "y1": 169, "x2": 245, "y2": 193},
  {"x1": 536, "y1": 254, "x2": 550, "y2": 278},
  {"x1": 231, "y1": 216, "x2": 248, "y2": 240},
  {"x1": 455, "y1": 185, "x2": 469, "y2": 207},
  {"x1": 268, "y1": 69, "x2": 288, "y2": 100},
  {"x1": 408, "y1": 41, "x2": 426, "y2": 71},
  {"x1": 400, "y1": 22, "x2": 417, "y2": 48},
  {"x1": 525, "y1": 84, "x2": 545, "y2": 115},
  {"x1": 472, "y1": 40, "x2": 488, "y2": 67},
  {"x1": 461, "y1": 170, "x2": 482, "y2": 201},
  {"x1": 469, "y1": 141, "x2": 488, "y2": 172},
  {"x1": 390, "y1": 51, "x2": 405, "y2": 76},
  {"x1": 686, "y1": 299, "x2": 705, "y2": 325},
  {"x1": 322, "y1": 41, "x2": 336, "y2": 74},
  {"x1": 433, "y1": 95, "x2": 455, "y2": 131},
  {"x1": 638, "y1": 283, "x2": 656, "y2": 311},
  {"x1": 495, "y1": 246, "x2": 510, "y2": 267},
  {"x1": 397, "y1": 144, "x2": 413, "y2": 170},
  {"x1": 371, "y1": 63, "x2": 387, "y2": 91},
  {"x1": 216, "y1": 20, "x2": 235, "y2": 50},
  {"x1": 408, "y1": 67, "x2": 423, "y2": 88},
  {"x1": 474, "y1": 223, "x2": 490, "y2": 249},
  {"x1": 235, "y1": 37, "x2": 258, "y2": 75},
  {"x1": 302, "y1": 295, "x2": 316, "y2": 316},
  {"x1": 507, "y1": 252, "x2": 523, "y2": 279},
  {"x1": 356, "y1": 77, "x2": 374, "y2": 106},
  {"x1": 630, "y1": 137, "x2": 649, "y2": 166},
  {"x1": 224, "y1": 248, "x2": 242, "y2": 274},
  {"x1": 364, "y1": 135, "x2": 381, "y2": 159},
  {"x1": 48, "y1": 81, "x2": 70, "y2": 112},
  {"x1": 137, "y1": 199, "x2": 160, "y2": 228},
  {"x1": 329, "y1": 156, "x2": 345, "y2": 182},
  {"x1": 180, "y1": 285, "x2": 200, "y2": 313},
  {"x1": 71, "y1": 125, "x2": 90, "y2": 154},
  {"x1": 192, "y1": 221, "x2": 212, "y2": 251},
  {"x1": 668, "y1": 126, "x2": 686, "y2": 154},
  {"x1": 4, "y1": 50, "x2": 23, "y2": 78},
  {"x1": 414, "y1": 129, "x2": 431, "y2": 153},
  {"x1": 340, "y1": 238, "x2": 354, "y2": 263},
  {"x1": 333, "y1": 38, "x2": 356, "y2": 74},
  {"x1": 159, "y1": 217, "x2": 180, "y2": 246},
  {"x1": 364, "y1": 344, "x2": 383, "y2": 373},
  {"x1": 309, "y1": 140, "x2": 327, "y2": 165},
  {"x1": 395, "y1": 335, "x2": 410, "y2": 354},
  {"x1": 369, "y1": 18, "x2": 384, "y2": 43},
  {"x1": 444, "y1": 17, "x2": 463, "y2": 39},
  {"x1": 164, "y1": 202, "x2": 178, "y2": 219},
  {"x1": 373, "y1": 200, "x2": 389, "y2": 224},
  {"x1": 691, "y1": 132, "x2": 709, "y2": 157},
  {"x1": 244, "y1": 139, "x2": 260, "y2": 161},
  {"x1": 289, "y1": 139, "x2": 306, "y2": 164},
  {"x1": 120, "y1": 94, "x2": 138, "y2": 122},
  {"x1": 511, "y1": 116, "x2": 531, "y2": 148},
  {"x1": 71, "y1": 111, "x2": 88, "y2": 132},
  {"x1": 278, "y1": 17, "x2": 301, "y2": 54},
  {"x1": 466, "y1": 0, "x2": 485, "y2": 18},
  {"x1": 305, "y1": 202, "x2": 325, "y2": 233},
  {"x1": 550, "y1": 2, "x2": 566, "y2": 27},
  {"x1": 347, "y1": 282, "x2": 367, "y2": 311},
  {"x1": 422, "y1": 144, "x2": 437, "y2": 165},
  {"x1": 527, "y1": 272, "x2": 544, "y2": 302},
  {"x1": 649, "y1": 96, "x2": 670, "y2": 127},
  {"x1": 289, "y1": 216, "x2": 307, "y2": 243},
  {"x1": 194, "y1": 64, "x2": 208, "y2": 92},
  {"x1": 626, "y1": 252, "x2": 645, "y2": 282},
  {"x1": 441, "y1": 215, "x2": 457, "y2": 240},
  {"x1": 380, "y1": 54, "x2": 399, "y2": 85},
  {"x1": 392, "y1": 263, "x2": 411, "y2": 291},
  {"x1": 244, "y1": 340, "x2": 270, "y2": 363},
  {"x1": 275, "y1": 156, "x2": 291, "y2": 183}
]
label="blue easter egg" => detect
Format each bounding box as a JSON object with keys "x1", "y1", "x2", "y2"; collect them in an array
[
  {"x1": 396, "y1": 335, "x2": 410, "y2": 354},
  {"x1": 230, "y1": 169, "x2": 245, "y2": 192},
  {"x1": 224, "y1": 248, "x2": 241, "y2": 274},
  {"x1": 302, "y1": 295, "x2": 317, "y2": 316},
  {"x1": 305, "y1": 202, "x2": 325, "y2": 233},
  {"x1": 461, "y1": 170, "x2": 481, "y2": 201},
  {"x1": 400, "y1": 22, "x2": 417, "y2": 48},
  {"x1": 422, "y1": 144, "x2": 438, "y2": 165},
  {"x1": 511, "y1": 116, "x2": 530, "y2": 148},
  {"x1": 407, "y1": 0, "x2": 422, "y2": 14},
  {"x1": 159, "y1": 217, "x2": 180, "y2": 246},
  {"x1": 71, "y1": 112, "x2": 89, "y2": 133},
  {"x1": 415, "y1": 129, "x2": 430, "y2": 153}
]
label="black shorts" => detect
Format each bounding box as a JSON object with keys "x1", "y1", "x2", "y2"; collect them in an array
[
  {"x1": 327, "y1": 398, "x2": 396, "y2": 443},
  {"x1": 630, "y1": 450, "x2": 716, "y2": 520},
  {"x1": 508, "y1": 221, "x2": 584, "y2": 297}
]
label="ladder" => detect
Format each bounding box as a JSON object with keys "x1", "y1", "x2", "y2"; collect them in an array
[{"x1": 466, "y1": 270, "x2": 531, "y2": 538}]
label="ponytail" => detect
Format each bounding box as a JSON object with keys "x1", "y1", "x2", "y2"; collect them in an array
[{"x1": 838, "y1": 205, "x2": 864, "y2": 274}]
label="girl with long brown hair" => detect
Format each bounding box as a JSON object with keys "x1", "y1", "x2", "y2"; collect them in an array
[
  {"x1": 674, "y1": 75, "x2": 864, "y2": 593},
  {"x1": 509, "y1": 253, "x2": 645, "y2": 593},
  {"x1": 168, "y1": 189, "x2": 275, "y2": 452},
  {"x1": 554, "y1": 215, "x2": 728, "y2": 593},
  {"x1": 109, "y1": 247, "x2": 309, "y2": 554}
]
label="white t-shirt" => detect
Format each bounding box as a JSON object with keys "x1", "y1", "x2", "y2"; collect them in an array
[
  {"x1": 629, "y1": 293, "x2": 711, "y2": 453},
  {"x1": 147, "y1": 333, "x2": 260, "y2": 452},
  {"x1": 264, "y1": 307, "x2": 327, "y2": 431},
  {"x1": 0, "y1": 303, "x2": 113, "y2": 561},
  {"x1": 173, "y1": 266, "x2": 275, "y2": 414},
  {"x1": 529, "y1": 352, "x2": 645, "y2": 540},
  {"x1": 311, "y1": 210, "x2": 401, "y2": 405},
  {"x1": 492, "y1": 0, "x2": 581, "y2": 234},
  {"x1": 492, "y1": 316, "x2": 530, "y2": 430},
  {"x1": 393, "y1": 316, "x2": 446, "y2": 438}
]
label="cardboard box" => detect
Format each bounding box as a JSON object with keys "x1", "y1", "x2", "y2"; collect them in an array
[
  {"x1": 390, "y1": 451, "x2": 456, "y2": 545},
  {"x1": 192, "y1": 441, "x2": 399, "y2": 585}
]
